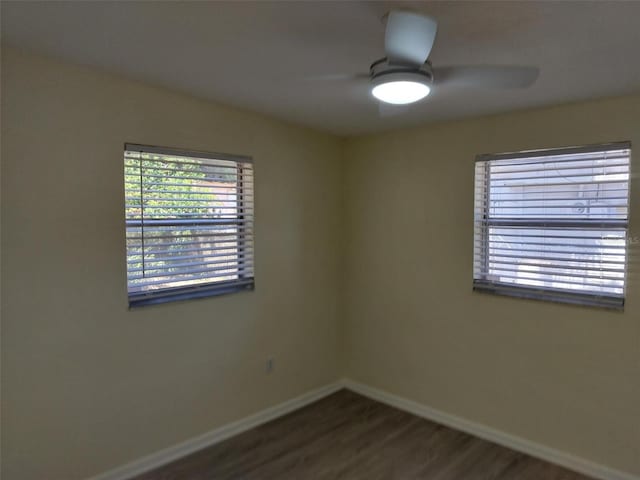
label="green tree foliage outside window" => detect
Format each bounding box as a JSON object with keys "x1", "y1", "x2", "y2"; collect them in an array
[{"x1": 125, "y1": 152, "x2": 241, "y2": 289}]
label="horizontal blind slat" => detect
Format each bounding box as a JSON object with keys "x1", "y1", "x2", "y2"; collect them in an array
[
  {"x1": 126, "y1": 155, "x2": 251, "y2": 170},
  {"x1": 475, "y1": 195, "x2": 629, "y2": 203},
  {"x1": 127, "y1": 238, "x2": 253, "y2": 250},
  {"x1": 479, "y1": 246, "x2": 626, "y2": 258},
  {"x1": 128, "y1": 265, "x2": 254, "y2": 283},
  {"x1": 126, "y1": 232, "x2": 254, "y2": 242},
  {"x1": 127, "y1": 248, "x2": 254, "y2": 261},
  {"x1": 489, "y1": 171, "x2": 628, "y2": 183},
  {"x1": 488, "y1": 160, "x2": 630, "y2": 175},
  {"x1": 484, "y1": 254, "x2": 626, "y2": 268},
  {"x1": 128, "y1": 266, "x2": 254, "y2": 281},
  {"x1": 488, "y1": 178, "x2": 628, "y2": 189},
  {"x1": 125, "y1": 188, "x2": 254, "y2": 197},
  {"x1": 484, "y1": 259, "x2": 625, "y2": 275},
  {"x1": 127, "y1": 252, "x2": 254, "y2": 265},
  {"x1": 482, "y1": 226, "x2": 625, "y2": 236},
  {"x1": 126, "y1": 196, "x2": 255, "y2": 203},
  {"x1": 128, "y1": 256, "x2": 253, "y2": 274},
  {"x1": 476, "y1": 144, "x2": 629, "y2": 163},
  {"x1": 477, "y1": 271, "x2": 623, "y2": 290}
]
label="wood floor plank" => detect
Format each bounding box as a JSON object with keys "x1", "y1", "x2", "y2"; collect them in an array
[{"x1": 132, "y1": 389, "x2": 595, "y2": 480}]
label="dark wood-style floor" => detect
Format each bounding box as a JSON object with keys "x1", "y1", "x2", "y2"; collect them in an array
[{"x1": 133, "y1": 389, "x2": 594, "y2": 480}]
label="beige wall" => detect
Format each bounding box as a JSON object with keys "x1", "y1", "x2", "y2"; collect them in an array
[
  {"x1": 343, "y1": 95, "x2": 640, "y2": 476},
  {"x1": 0, "y1": 48, "x2": 343, "y2": 480},
  {"x1": 3, "y1": 45, "x2": 640, "y2": 480}
]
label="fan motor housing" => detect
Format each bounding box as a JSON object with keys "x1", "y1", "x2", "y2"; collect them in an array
[{"x1": 369, "y1": 58, "x2": 434, "y2": 86}]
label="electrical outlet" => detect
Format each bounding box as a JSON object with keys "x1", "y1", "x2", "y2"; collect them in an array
[{"x1": 266, "y1": 358, "x2": 274, "y2": 374}]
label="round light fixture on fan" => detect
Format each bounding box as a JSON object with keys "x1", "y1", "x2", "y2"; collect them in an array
[
  {"x1": 371, "y1": 81, "x2": 430, "y2": 104},
  {"x1": 370, "y1": 63, "x2": 433, "y2": 105}
]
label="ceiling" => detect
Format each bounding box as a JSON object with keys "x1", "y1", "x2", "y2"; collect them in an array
[{"x1": 2, "y1": 1, "x2": 640, "y2": 136}]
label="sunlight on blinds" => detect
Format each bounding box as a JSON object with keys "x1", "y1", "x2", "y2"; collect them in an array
[
  {"x1": 473, "y1": 143, "x2": 630, "y2": 309},
  {"x1": 124, "y1": 144, "x2": 254, "y2": 306}
]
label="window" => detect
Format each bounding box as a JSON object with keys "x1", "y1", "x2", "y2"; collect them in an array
[
  {"x1": 473, "y1": 142, "x2": 630, "y2": 309},
  {"x1": 124, "y1": 144, "x2": 254, "y2": 307}
]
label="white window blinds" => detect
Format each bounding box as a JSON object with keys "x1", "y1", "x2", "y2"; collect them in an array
[
  {"x1": 125, "y1": 144, "x2": 254, "y2": 307},
  {"x1": 473, "y1": 142, "x2": 630, "y2": 309}
]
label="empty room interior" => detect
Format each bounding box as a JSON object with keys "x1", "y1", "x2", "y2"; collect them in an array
[{"x1": 2, "y1": 1, "x2": 640, "y2": 479}]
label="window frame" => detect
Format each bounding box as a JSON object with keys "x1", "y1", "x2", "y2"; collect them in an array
[
  {"x1": 124, "y1": 143, "x2": 255, "y2": 308},
  {"x1": 473, "y1": 142, "x2": 631, "y2": 310}
]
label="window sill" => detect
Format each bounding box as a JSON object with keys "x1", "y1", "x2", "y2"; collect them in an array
[
  {"x1": 128, "y1": 279, "x2": 254, "y2": 308},
  {"x1": 473, "y1": 280, "x2": 624, "y2": 311}
]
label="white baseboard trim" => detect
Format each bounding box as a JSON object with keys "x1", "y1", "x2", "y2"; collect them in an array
[
  {"x1": 88, "y1": 382, "x2": 343, "y2": 480},
  {"x1": 343, "y1": 378, "x2": 639, "y2": 480}
]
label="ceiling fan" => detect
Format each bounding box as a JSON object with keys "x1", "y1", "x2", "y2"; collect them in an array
[{"x1": 352, "y1": 10, "x2": 539, "y2": 106}]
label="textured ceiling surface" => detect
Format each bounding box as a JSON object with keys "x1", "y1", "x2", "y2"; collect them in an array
[{"x1": 2, "y1": 1, "x2": 640, "y2": 135}]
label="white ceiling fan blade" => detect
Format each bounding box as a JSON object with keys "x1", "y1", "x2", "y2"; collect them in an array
[
  {"x1": 435, "y1": 66, "x2": 540, "y2": 88},
  {"x1": 384, "y1": 10, "x2": 438, "y2": 66}
]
